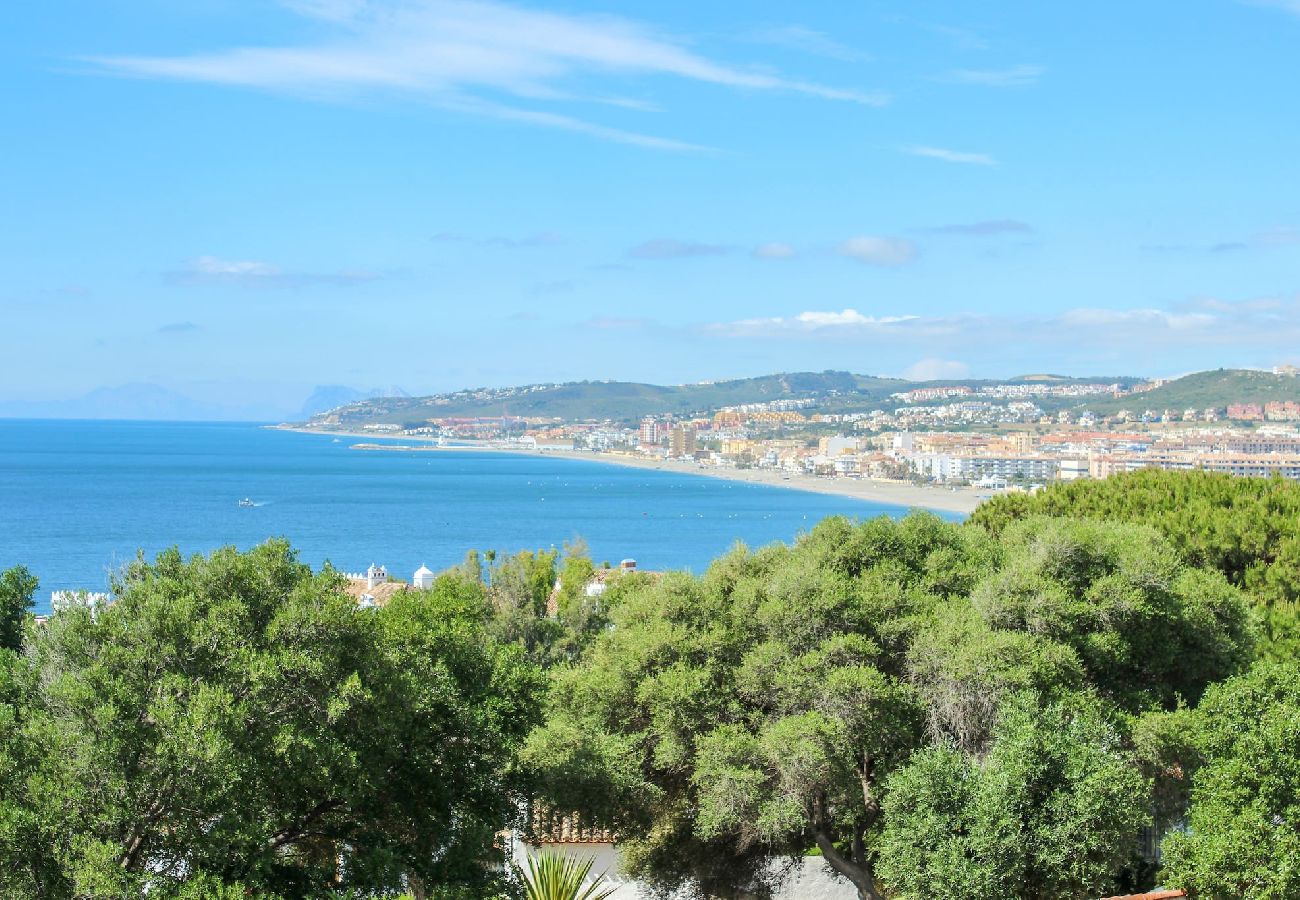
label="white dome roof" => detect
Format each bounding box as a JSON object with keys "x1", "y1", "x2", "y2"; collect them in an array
[{"x1": 414, "y1": 565, "x2": 434, "y2": 577}]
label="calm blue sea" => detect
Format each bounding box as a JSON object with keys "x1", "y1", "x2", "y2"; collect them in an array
[{"x1": 0, "y1": 420, "x2": 959, "y2": 614}]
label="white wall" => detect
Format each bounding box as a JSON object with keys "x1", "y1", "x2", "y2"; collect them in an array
[{"x1": 512, "y1": 840, "x2": 858, "y2": 899}]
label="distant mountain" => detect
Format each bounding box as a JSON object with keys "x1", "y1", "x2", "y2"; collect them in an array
[
  {"x1": 0, "y1": 384, "x2": 231, "y2": 421},
  {"x1": 298, "y1": 385, "x2": 411, "y2": 420},
  {"x1": 299, "y1": 385, "x2": 371, "y2": 419}
]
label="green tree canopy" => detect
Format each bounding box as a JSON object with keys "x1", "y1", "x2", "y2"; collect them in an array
[
  {"x1": 877, "y1": 693, "x2": 1149, "y2": 900},
  {"x1": 2, "y1": 540, "x2": 542, "y2": 898},
  {"x1": 1161, "y1": 662, "x2": 1300, "y2": 899},
  {"x1": 971, "y1": 469, "x2": 1300, "y2": 658},
  {"x1": 526, "y1": 513, "x2": 1253, "y2": 900},
  {"x1": 0, "y1": 565, "x2": 37, "y2": 653}
]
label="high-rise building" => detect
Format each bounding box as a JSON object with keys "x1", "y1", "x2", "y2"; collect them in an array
[
  {"x1": 639, "y1": 415, "x2": 660, "y2": 446},
  {"x1": 670, "y1": 425, "x2": 696, "y2": 458}
]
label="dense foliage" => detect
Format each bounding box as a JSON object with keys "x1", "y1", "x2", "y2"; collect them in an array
[
  {"x1": 527, "y1": 513, "x2": 1254, "y2": 900},
  {"x1": 972, "y1": 469, "x2": 1300, "y2": 657},
  {"x1": 1160, "y1": 663, "x2": 1300, "y2": 898},
  {"x1": 0, "y1": 542, "x2": 542, "y2": 899},
  {"x1": 6, "y1": 470, "x2": 1300, "y2": 899},
  {"x1": 877, "y1": 694, "x2": 1148, "y2": 900}
]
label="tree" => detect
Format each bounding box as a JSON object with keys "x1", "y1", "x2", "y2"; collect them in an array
[
  {"x1": 971, "y1": 469, "x2": 1300, "y2": 659},
  {"x1": 481, "y1": 547, "x2": 562, "y2": 664},
  {"x1": 529, "y1": 514, "x2": 995, "y2": 898},
  {"x1": 876, "y1": 693, "x2": 1150, "y2": 900},
  {"x1": 527, "y1": 513, "x2": 1253, "y2": 900},
  {"x1": 0, "y1": 565, "x2": 37, "y2": 652},
  {"x1": 6, "y1": 540, "x2": 543, "y2": 897},
  {"x1": 964, "y1": 517, "x2": 1255, "y2": 714},
  {"x1": 1160, "y1": 663, "x2": 1300, "y2": 898}
]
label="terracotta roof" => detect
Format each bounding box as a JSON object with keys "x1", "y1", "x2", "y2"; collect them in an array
[
  {"x1": 526, "y1": 807, "x2": 616, "y2": 845},
  {"x1": 1099, "y1": 891, "x2": 1185, "y2": 900},
  {"x1": 342, "y1": 579, "x2": 409, "y2": 607}
]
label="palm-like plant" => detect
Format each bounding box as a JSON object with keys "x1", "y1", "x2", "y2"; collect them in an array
[{"x1": 521, "y1": 850, "x2": 618, "y2": 900}]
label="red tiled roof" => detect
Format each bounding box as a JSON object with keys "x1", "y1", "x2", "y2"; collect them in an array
[
  {"x1": 526, "y1": 807, "x2": 616, "y2": 845},
  {"x1": 1099, "y1": 891, "x2": 1185, "y2": 900},
  {"x1": 342, "y1": 579, "x2": 409, "y2": 607}
]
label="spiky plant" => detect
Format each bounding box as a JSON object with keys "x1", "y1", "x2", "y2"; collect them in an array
[{"x1": 521, "y1": 851, "x2": 618, "y2": 900}]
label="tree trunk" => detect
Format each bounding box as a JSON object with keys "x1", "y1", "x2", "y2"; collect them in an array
[{"x1": 812, "y1": 829, "x2": 883, "y2": 900}]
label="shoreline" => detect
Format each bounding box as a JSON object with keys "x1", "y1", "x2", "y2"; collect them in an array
[{"x1": 270, "y1": 426, "x2": 984, "y2": 515}]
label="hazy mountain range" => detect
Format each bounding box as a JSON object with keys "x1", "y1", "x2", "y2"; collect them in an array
[
  {"x1": 0, "y1": 384, "x2": 406, "y2": 423},
  {"x1": 6, "y1": 369, "x2": 1299, "y2": 425}
]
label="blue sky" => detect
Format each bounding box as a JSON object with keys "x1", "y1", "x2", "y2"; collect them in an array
[{"x1": 3, "y1": 0, "x2": 1300, "y2": 417}]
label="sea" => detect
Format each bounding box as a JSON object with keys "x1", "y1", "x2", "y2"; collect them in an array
[{"x1": 0, "y1": 420, "x2": 960, "y2": 614}]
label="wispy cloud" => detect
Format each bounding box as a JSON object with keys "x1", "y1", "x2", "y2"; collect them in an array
[
  {"x1": 924, "y1": 219, "x2": 1033, "y2": 236},
  {"x1": 629, "y1": 239, "x2": 731, "y2": 260},
  {"x1": 946, "y1": 65, "x2": 1044, "y2": 87},
  {"x1": 1256, "y1": 225, "x2": 1300, "y2": 245},
  {"x1": 1058, "y1": 307, "x2": 1217, "y2": 331},
  {"x1": 753, "y1": 242, "x2": 797, "y2": 260},
  {"x1": 905, "y1": 145, "x2": 996, "y2": 166},
  {"x1": 1143, "y1": 225, "x2": 1300, "y2": 255},
  {"x1": 85, "y1": 0, "x2": 882, "y2": 151},
  {"x1": 922, "y1": 23, "x2": 990, "y2": 50},
  {"x1": 709, "y1": 309, "x2": 923, "y2": 337},
  {"x1": 838, "y1": 236, "x2": 918, "y2": 266},
  {"x1": 742, "y1": 25, "x2": 868, "y2": 62},
  {"x1": 1241, "y1": 0, "x2": 1300, "y2": 18},
  {"x1": 705, "y1": 296, "x2": 1300, "y2": 347},
  {"x1": 167, "y1": 255, "x2": 378, "y2": 288}
]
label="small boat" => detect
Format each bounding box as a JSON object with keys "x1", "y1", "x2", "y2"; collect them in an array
[{"x1": 238, "y1": 498, "x2": 256, "y2": 508}]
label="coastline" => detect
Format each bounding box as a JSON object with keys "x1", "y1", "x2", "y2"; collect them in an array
[{"x1": 270, "y1": 426, "x2": 984, "y2": 515}]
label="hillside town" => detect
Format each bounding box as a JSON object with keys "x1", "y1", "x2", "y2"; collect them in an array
[{"x1": 352, "y1": 371, "x2": 1300, "y2": 490}]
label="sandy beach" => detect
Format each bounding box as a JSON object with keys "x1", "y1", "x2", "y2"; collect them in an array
[{"x1": 271, "y1": 426, "x2": 984, "y2": 515}]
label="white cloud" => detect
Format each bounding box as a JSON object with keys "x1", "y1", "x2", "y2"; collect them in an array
[
  {"x1": 946, "y1": 65, "x2": 1044, "y2": 87},
  {"x1": 903, "y1": 358, "x2": 970, "y2": 381},
  {"x1": 1058, "y1": 308, "x2": 1217, "y2": 330},
  {"x1": 753, "y1": 242, "x2": 797, "y2": 260},
  {"x1": 711, "y1": 308, "x2": 923, "y2": 337},
  {"x1": 742, "y1": 25, "x2": 868, "y2": 62},
  {"x1": 905, "y1": 145, "x2": 996, "y2": 166},
  {"x1": 838, "y1": 236, "x2": 918, "y2": 266},
  {"x1": 169, "y1": 255, "x2": 377, "y2": 288},
  {"x1": 86, "y1": 0, "x2": 883, "y2": 150},
  {"x1": 701, "y1": 295, "x2": 1300, "y2": 368},
  {"x1": 191, "y1": 256, "x2": 281, "y2": 278}
]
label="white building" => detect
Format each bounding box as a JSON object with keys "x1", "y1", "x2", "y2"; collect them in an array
[
  {"x1": 413, "y1": 565, "x2": 434, "y2": 589},
  {"x1": 913, "y1": 453, "x2": 1060, "y2": 483},
  {"x1": 49, "y1": 591, "x2": 111, "y2": 614}
]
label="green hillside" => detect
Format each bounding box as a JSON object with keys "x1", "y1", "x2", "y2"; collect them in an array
[
  {"x1": 314, "y1": 371, "x2": 912, "y2": 426},
  {"x1": 1072, "y1": 369, "x2": 1300, "y2": 415},
  {"x1": 303, "y1": 370, "x2": 1164, "y2": 427}
]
